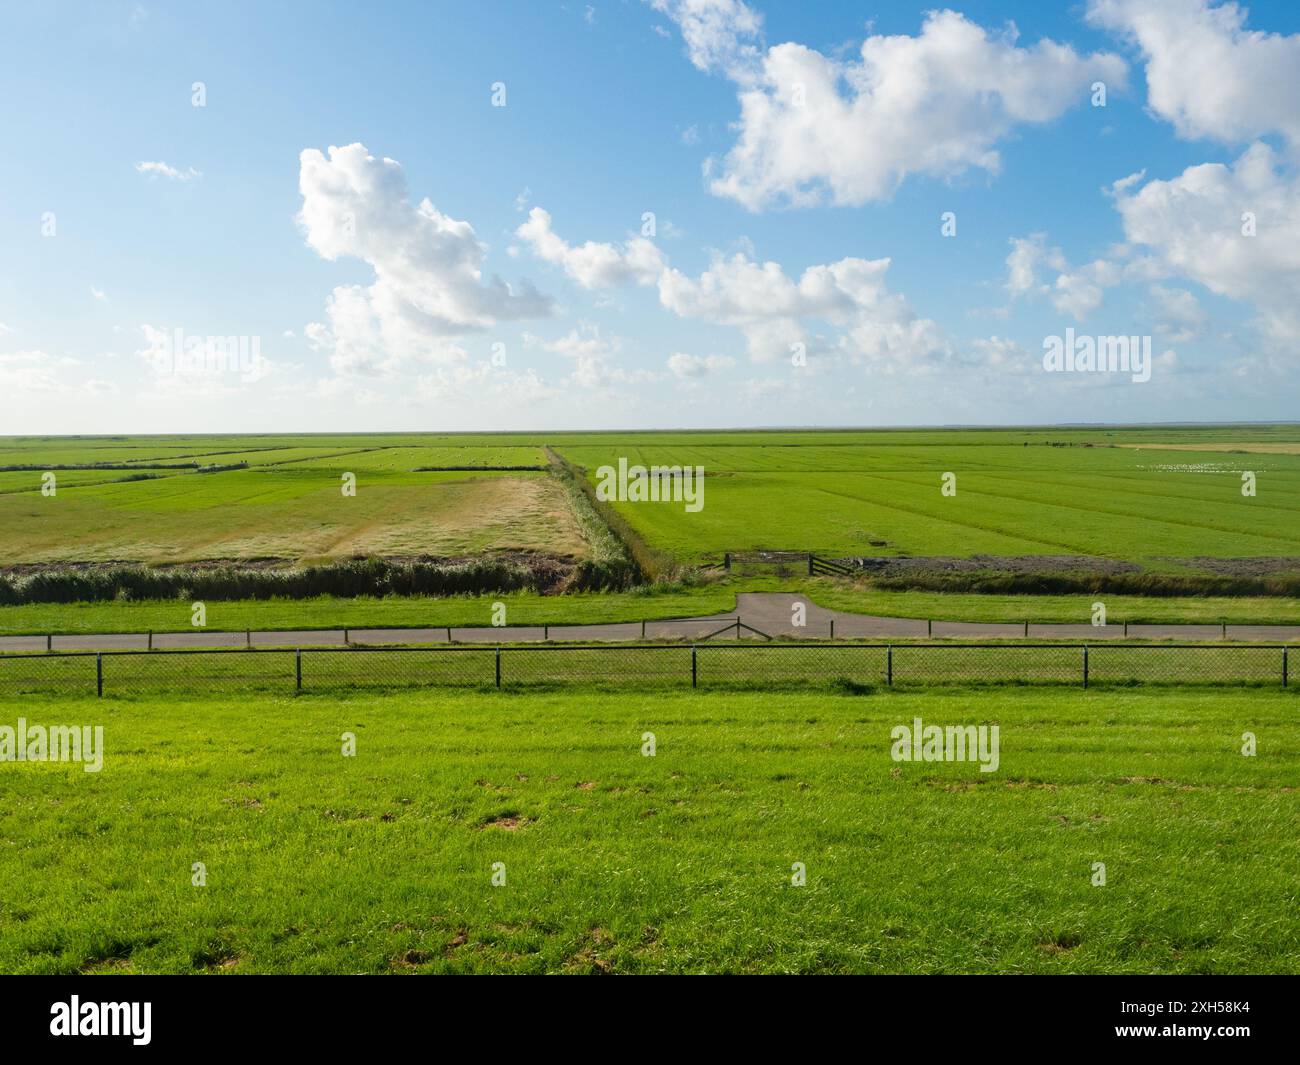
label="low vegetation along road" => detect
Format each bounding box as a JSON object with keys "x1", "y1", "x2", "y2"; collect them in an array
[{"x1": 3, "y1": 594, "x2": 1297, "y2": 652}]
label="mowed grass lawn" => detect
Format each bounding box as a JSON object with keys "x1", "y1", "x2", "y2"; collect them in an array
[
  {"x1": 557, "y1": 426, "x2": 1300, "y2": 564},
  {"x1": 1, "y1": 686, "x2": 1296, "y2": 973}
]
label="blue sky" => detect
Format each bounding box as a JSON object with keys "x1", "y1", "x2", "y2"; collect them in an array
[{"x1": 2, "y1": 0, "x2": 1298, "y2": 433}]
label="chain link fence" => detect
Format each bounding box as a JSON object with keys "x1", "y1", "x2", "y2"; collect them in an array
[{"x1": 0, "y1": 643, "x2": 1292, "y2": 696}]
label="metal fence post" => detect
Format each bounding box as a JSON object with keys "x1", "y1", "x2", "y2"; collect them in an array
[
  {"x1": 246, "y1": 628, "x2": 252, "y2": 649},
  {"x1": 446, "y1": 626, "x2": 452, "y2": 644},
  {"x1": 148, "y1": 630, "x2": 153, "y2": 651},
  {"x1": 544, "y1": 623, "x2": 549, "y2": 641},
  {"x1": 641, "y1": 619, "x2": 646, "y2": 639},
  {"x1": 927, "y1": 620, "x2": 932, "y2": 638},
  {"x1": 23, "y1": 640, "x2": 1283, "y2": 697},
  {"x1": 344, "y1": 628, "x2": 350, "y2": 646},
  {"x1": 830, "y1": 618, "x2": 835, "y2": 640},
  {"x1": 47, "y1": 633, "x2": 52, "y2": 653}
]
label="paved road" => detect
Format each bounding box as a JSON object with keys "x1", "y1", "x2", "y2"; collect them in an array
[
  {"x1": 1, "y1": 593, "x2": 1296, "y2": 652},
  {"x1": 727, "y1": 593, "x2": 1300, "y2": 642}
]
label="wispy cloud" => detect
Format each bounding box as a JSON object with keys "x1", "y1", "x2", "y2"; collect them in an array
[{"x1": 135, "y1": 160, "x2": 202, "y2": 181}]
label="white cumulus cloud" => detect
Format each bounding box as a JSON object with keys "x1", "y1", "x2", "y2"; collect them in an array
[
  {"x1": 1112, "y1": 143, "x2": 1300, "y2": 346},
  {"x1": 1085, "y1": 2, "x2": 1300, "y2": 353},
  {"x1": 1004, "y1": 234, "x2": 1122, "y2": 321},
  {"x1": 515, "y1": 207, "x2": 666, "y2": 289},
  {"x1": 655, "y1": 3, "x2": 1125, "y2": 208},
  {"x1": 1087, "y1": 0, "x2": 1300, "y2": 146},
  {"x1": 298, "y1": 143, "x2": 551, "y2": 376},
  {"x1": 658, "y1": 252, "x2": 948, "y2": 368},
  {"x1": 649, "y1": 0, "x2": 763, "y2": 79}
]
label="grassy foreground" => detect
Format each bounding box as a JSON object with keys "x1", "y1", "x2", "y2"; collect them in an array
[
  {"x1": 1, "y1": 686, "x2": 1296, "y2": 974},
  {"x1": 0, "y1": 577, "x2": 1297, "y2": 635}
]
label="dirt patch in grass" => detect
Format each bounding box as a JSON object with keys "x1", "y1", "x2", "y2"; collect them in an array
[
  {"x1": 191, "y1": 942, "x2": 241, "y2": 970},
  {"x1": 392, "y1": 948, "x2": 431, "y2": 969},
  {"x1": 479, "y1": 813, "x2": 535, "y2": 830},
  {"x1": 1037, "y1": 932, "x2": 1082, "y2": 955},
  {"x1": 322, "y1": 807, "x2": 373, "y2": 821},
  {"x1": 566, "y1": 927, "x2": 615, "y2": 974},
  {"x1": 80, "y1": 957, "x2": 134, "y2": 974}
]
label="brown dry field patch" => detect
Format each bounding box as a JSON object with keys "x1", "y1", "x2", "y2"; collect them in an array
[{"x1": 0, "y1": 472, "x2": 588, "y2": 564}]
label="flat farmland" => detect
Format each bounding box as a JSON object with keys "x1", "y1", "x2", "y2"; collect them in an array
[
  {"x1": 0, "y1": 469, "x2": 163, "y2": 495},
  {"x1": 0, "y1": 434, "x2": 580, "y2": 564},
  {"x1": 3, "y1": 426, "x2": 1299, "y2": 573},
  {"x1": 132, "y1": 445, "x2": 548, "y2": 471},
  {"x1": 555, "y1": 427, "x2": 1300, "y2": 565},
  {"x1": 267, "y1": 446, "x2": 546, "y2": 470}
]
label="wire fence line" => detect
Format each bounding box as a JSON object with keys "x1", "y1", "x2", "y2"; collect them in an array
[
  {"x1": 6, "y1": 616, "x2": 1300, "y2": 655},
  {"x1": 0, "y1": 643, "x2": 1292, "y2": 696}
]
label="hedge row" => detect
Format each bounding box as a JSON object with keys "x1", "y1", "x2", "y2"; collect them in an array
[
  {"x1": 544, "y1": 448, "x2": 674, "y2": 582},
  {"x1": 871, "y1": 571, "x2": 1300, "y2": 598},
  {"x1": 0, "y1": 556, "x2": 636, "y2": 605}
]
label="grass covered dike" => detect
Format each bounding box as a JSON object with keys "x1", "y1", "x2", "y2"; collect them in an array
[{"x1": 2, "y1": 686, "x2": 1296, "y2": 973}]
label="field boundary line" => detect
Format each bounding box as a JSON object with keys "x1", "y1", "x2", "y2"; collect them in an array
[{"x1": 1, "y1": 642, "x2": 1293, "y2": 695}]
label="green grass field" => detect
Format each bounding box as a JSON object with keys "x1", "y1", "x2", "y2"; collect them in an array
[
  {"x1": 2, "y1": 686, "x2": 1296, "y2": 974},
  {"x1": 4, "y1": 429, "x2": 1298, "y2": 975},
  {"x1": 5, "y1": 426, "x2": 1300, "y2": 566},
  {"x1": 0, "y1": 435, "x2": 571, "y2": 564},
  {"x1": 3, "y1": 426, "x2": 1298, "y2": 634},
  {"x1": 556, "y1": 426, "x2": 1300, "y2": 564},
  {"x1": 0, "y1": 467, "x2": 581, "y2": 564}
]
